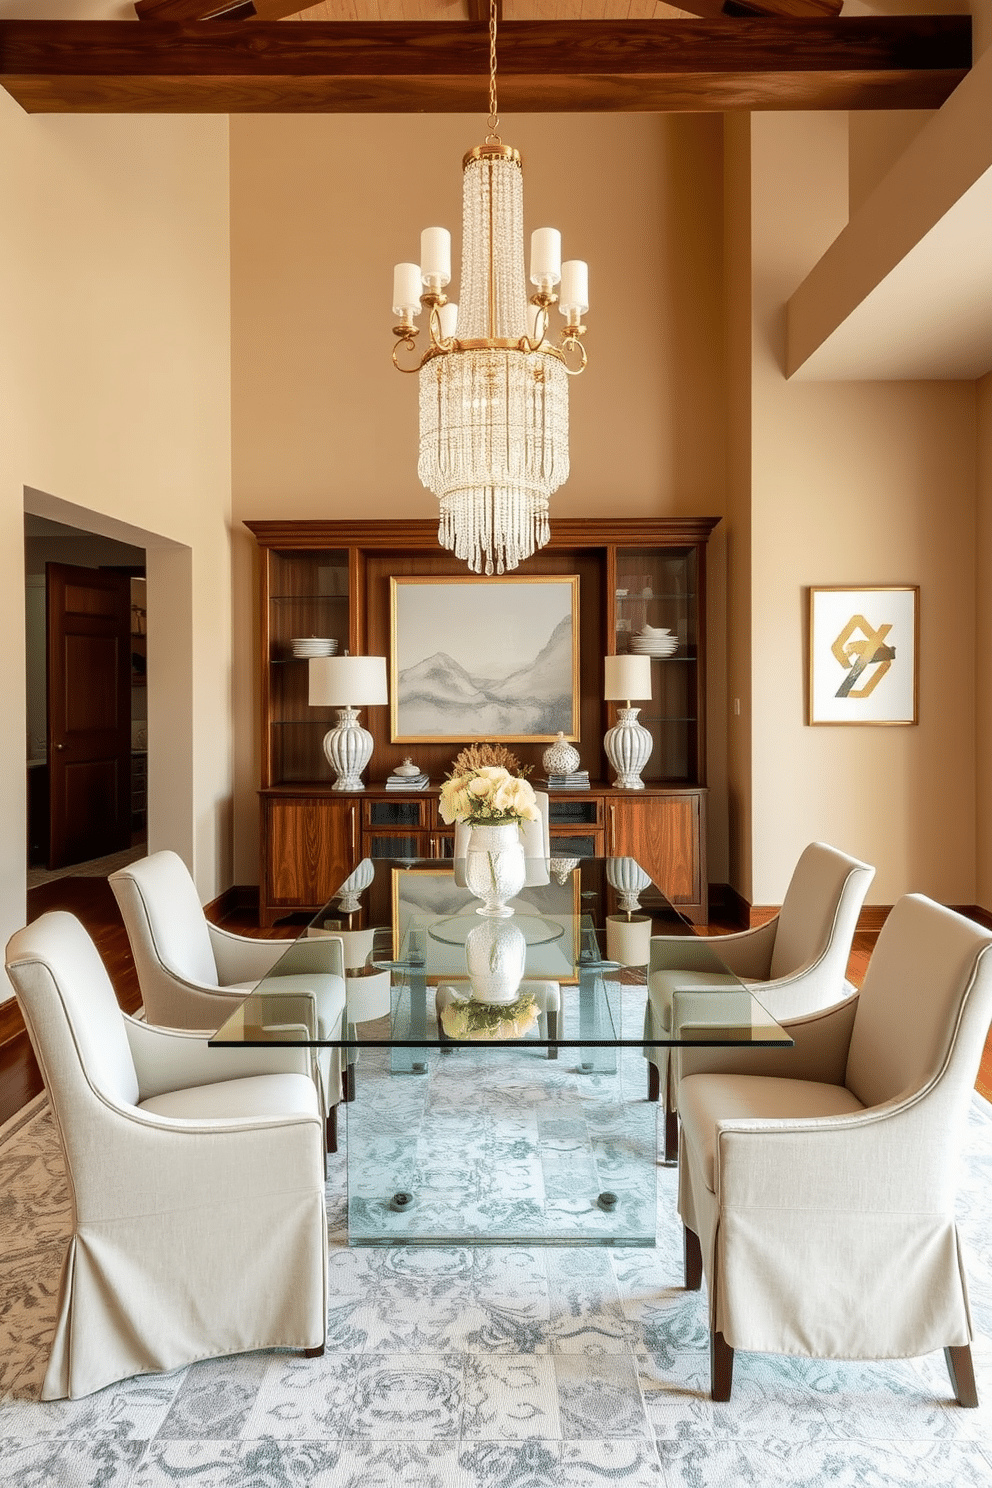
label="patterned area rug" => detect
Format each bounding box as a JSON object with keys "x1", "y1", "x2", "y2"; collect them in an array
[{"x1": 2, "y1": 1087, "x2": 992, "y2": 1488}]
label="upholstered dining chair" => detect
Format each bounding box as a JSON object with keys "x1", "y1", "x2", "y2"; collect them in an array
[
  {"x1": 109, "y1": 850, "x2": 346, "y2": 1150},
  {"x1": 676, "y1": 893, "x2": 992, "y2": 1406},
  {"x1": 645, "y1": 841, "x2": 875, "y2": 1161},
  {"x1": 5, "y1": 911, "x2": 328, "y2": 1401}
]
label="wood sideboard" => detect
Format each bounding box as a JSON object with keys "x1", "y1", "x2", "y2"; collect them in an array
[{"x1": 259, "y1": 782, "x2": 707, "y2": 927}]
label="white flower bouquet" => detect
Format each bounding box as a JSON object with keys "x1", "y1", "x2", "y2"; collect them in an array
[{"x1": 439, "y1": 765, "x2": 540, "y2": 826}]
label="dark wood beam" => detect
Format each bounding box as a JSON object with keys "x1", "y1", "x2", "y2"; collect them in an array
[
  {"x1": 134, "y1": 0, "x2": 842, "y2": 21},
  {"x1": 674, "y1": 0, "x2": 843, "y2": 15},
  {"x1": 0, "y1": 18, "x2": 970, "y2": 115},
  {"x1": 135, "y1": 0, "x2": 278, "y2": 19}
]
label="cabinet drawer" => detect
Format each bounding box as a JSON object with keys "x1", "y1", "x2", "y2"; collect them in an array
[
  {"x1": 546, "y1": 797, "x2": 602, "y2": 828},
  {"x1": 363, "y1": 797, "x2": 432, "y2": 831}
]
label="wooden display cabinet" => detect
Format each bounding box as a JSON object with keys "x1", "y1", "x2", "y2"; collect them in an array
[{"x1": 250, "y1": 518, "x2": 718, "y2": 926}]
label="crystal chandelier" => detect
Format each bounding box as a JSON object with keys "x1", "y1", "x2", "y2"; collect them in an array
[{"x1": 390, "y1": 0, "x2": 589, "y2": 576}]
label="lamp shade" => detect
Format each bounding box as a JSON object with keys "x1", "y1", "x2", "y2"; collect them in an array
[
  {"x1": 309, "y1": 655, "x2": 388, "y2": 708},
  {"x1": 604, "y1": 654, "x2": 652, "y2": 702}
]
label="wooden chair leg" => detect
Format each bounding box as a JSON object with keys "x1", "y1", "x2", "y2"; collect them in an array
[
  {"x1": 342, "y1": 1063, "x2": 356, "y2": 1103},
  {"x1": 945, "y1": 1344, "x2": 979, "y2": 1407},
  {"x1": 664, "y1": 1106, "x2": 679, "y2": 1165},
  {"x1": 684, "y1": 1224, "x2": 703, "y2": 1290},
  {"x1": 304, "y1": 1344, "x2": 325, "y2": 1358},
  {"x1": 711, "y1": 1330, "x2": 734, "y2": 1402},
  {"x1": 326, "y1": 1105, "x2": 338, "y2": 1155},
  {"x1": 647, "y1": 1061, "x2": 660, "y2": 1102},
  {"x1": 547, "y1": 1008, "x2": 559, "y2": 1060}
]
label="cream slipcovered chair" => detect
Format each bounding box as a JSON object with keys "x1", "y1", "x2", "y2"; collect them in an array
[
  {"x1": 5, "y1": 912, "x2": 328, "y2": 1401},
  {"x1": 110, "y1": 850, "x2": 345, "y2": 1149},
  {"x1": 677, "y1": 893, "x2": 992, "y2": 1406},
  {"x1": 646, "y1": 841, "x2": 875, "y2": 1162}
]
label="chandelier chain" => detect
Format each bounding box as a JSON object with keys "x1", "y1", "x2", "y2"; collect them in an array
[{"x1": 486, "y1": 0, "x2": 500, "y2": 144}]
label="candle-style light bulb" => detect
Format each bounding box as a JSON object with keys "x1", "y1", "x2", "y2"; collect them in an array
[
  {"x1": 559, "y1": 260, "x2": 589, "y2": 316},
  {"x1": 530, "y1": 227, "x2": 561, "y2": 287},
  {"x1": 420, "y1": 227, "x2": 451, "y2": 288},
  {"x1": 393, "y1": 262, "x2": 423, "y2": 318}
]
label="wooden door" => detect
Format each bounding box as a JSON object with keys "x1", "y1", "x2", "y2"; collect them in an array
[
  {"x1": 262, "y1": 796, "x2": 358, "y2": 925},
  {"x1": 608, "y1": 790, "x2": 707, "y2": 922},
  {"x1": 46, "y1": 563, "x2": 132, "y2": 869}
]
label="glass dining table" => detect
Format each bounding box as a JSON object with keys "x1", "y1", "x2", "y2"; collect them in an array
[{"x1": 211, "y1": 856, "x2": 792, "y2": 1247}]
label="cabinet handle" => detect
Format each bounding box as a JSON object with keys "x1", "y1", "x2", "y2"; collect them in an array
[
  {"x1": 350, "y1": 805, "x2": 357, "y2": 859},
  {"x1": 609, "y1": 803, "x2": 616, "y2": 855}
]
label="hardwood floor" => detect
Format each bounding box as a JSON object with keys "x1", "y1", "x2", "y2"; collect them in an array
[{"x1": 2, "y1": 885, "x2": 991, "y2": 1126}]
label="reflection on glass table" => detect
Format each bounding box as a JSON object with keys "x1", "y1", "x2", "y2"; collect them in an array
[{"x1": 211, "y1": 857, "x2": 792, "y2": 1247}]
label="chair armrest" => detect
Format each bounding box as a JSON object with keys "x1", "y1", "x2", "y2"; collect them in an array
[
  {"x1": 650, "y1": 916, "x2": 778, "y2": 981},
  {"x1": 207, "y1": 924, "x2": 296, "y2": 984},
  {"x1": 123, "y1": 1014, "x2": 312, "y2": 1101},
  {"x1": 677, "y1": 993, "x2": 858, "y2": 1089},
  {"x1": 714, "y1": 1092, "x2": 934, "y2": 1213}
]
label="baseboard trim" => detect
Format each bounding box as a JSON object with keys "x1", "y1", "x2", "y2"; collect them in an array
[
  {"x1": 954, "y1": 905, "x2": 992, "y2": 932},
  {"x1": 204, "y1": 884, "x2": 260, "y2": 924},
  {"x1": 708, "y1": 883, "x2": 746, "y2": 928},
  {"x1": 0, "y1": 997, "x2": 26, "y2": 1050}
]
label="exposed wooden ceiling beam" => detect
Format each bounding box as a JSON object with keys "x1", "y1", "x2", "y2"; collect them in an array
[
  {"x1": 0, "y1": 18, "x2": 970, "y2": 115},
  {"x1": 132, "y1": 0, "x2": 841, "y2": 22}
]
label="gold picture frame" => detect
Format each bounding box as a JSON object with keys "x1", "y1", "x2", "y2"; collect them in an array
[
  {"x1": 808, "y1": 585, "x2": 919, "y2": 725},
  {"x1": 389, "y1": 574, "x2": 580, "y2": 744}
]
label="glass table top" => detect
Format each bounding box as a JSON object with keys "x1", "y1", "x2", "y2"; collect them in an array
[
  {"x1": 210, "y1": 856, "x2": 793, "y2": 1053},
  {"x1": 210, "y1": 856, "x2": 792, "y2": 1246}
]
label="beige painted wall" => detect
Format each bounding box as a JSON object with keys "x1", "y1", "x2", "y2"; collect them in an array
[
  {"x1": 229, "y1": 112, "x2": 728, "y2": 883},
  {"x1": 0, "y1": 99, "x2": 233, "y2": 970},
  {"x1": 748, "y1": 112, "x2": 977, "y2": 907},
  {"x1": 977, "y1": 370, "x2": 992, "y2": 909}
]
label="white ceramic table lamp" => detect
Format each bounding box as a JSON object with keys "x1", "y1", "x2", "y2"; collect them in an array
[
  {"x1": 603, "y1": 654, "x2": 653, "y2": 789},
  {"x1": 309, "y1": 655, "x2": 388, "y2": 791}
]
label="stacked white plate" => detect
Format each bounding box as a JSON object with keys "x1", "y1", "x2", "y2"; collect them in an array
[
  {"x1": 631, "y1": 627, "x2": 678, "y2": 658},
  {"x1": 291, "y1": 637, "x2": 338, "y2": 658}
]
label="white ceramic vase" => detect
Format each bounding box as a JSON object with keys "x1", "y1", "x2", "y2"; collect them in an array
[
  {"x1": 463, "y1": 821, "x2": 526, "y2": 917},
  {"x1": 464, "y1": 918, "x2": 527, "y2": 1005}
]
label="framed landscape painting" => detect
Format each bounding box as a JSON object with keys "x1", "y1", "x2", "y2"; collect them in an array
[
  {"x1": 808, "y1": 585, "x2": 919, "y2": 725},
  {"x1": 390, "y1": 575, "x2": 580, "y2": 743}
]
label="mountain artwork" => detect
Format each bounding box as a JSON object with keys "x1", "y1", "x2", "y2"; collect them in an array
[{"x1": 391, "y1": 577, "x2": 579, "y2": 741}]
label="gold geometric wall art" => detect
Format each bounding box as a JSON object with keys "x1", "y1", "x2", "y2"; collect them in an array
[{"x1": 808, "y1": 586, "x2": 919, "y2": 725}]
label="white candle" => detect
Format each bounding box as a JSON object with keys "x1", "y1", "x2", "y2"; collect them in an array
[
  {"x1": 420, "y1": 226, "x2": 451, "y2": 284},
  {"x1": 526, "y1": 302, "x2": 542, "y2": 342},
  {"x1": 392, "y1": 262, "x2": 423, "y2": 317},
  {"x1": 438, "y1": 301, "x2": 459, "y2": 340},
  {"x1": 530, "y1": 227, "x2": 561, "y2": 284},
  {"x1": 559, "y1": 259, "x2": 589, "y2": 314}
]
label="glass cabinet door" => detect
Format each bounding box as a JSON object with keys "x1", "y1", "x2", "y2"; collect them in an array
[
  {"x1": 267, "y1": 549, "x2": 349, "y2": 784},
  {"x1": 614, "y1": 547, "x2": 700, "y2": 785}
]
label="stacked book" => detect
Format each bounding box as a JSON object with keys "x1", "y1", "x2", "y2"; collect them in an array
[
  {"x1": 385, "y1": 771, "x2": 429, "y2": 791},
  {"x1": 544, "y1": 770, "x2": 590, "y2": 791}
]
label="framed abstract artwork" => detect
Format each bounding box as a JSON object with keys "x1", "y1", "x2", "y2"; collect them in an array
[
  {"x1": 808, "y1": 585, "x2": 919, "y2": 725},
  {"x1": 389, "y1": 574, "x2": 580, "y2": 743}
]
